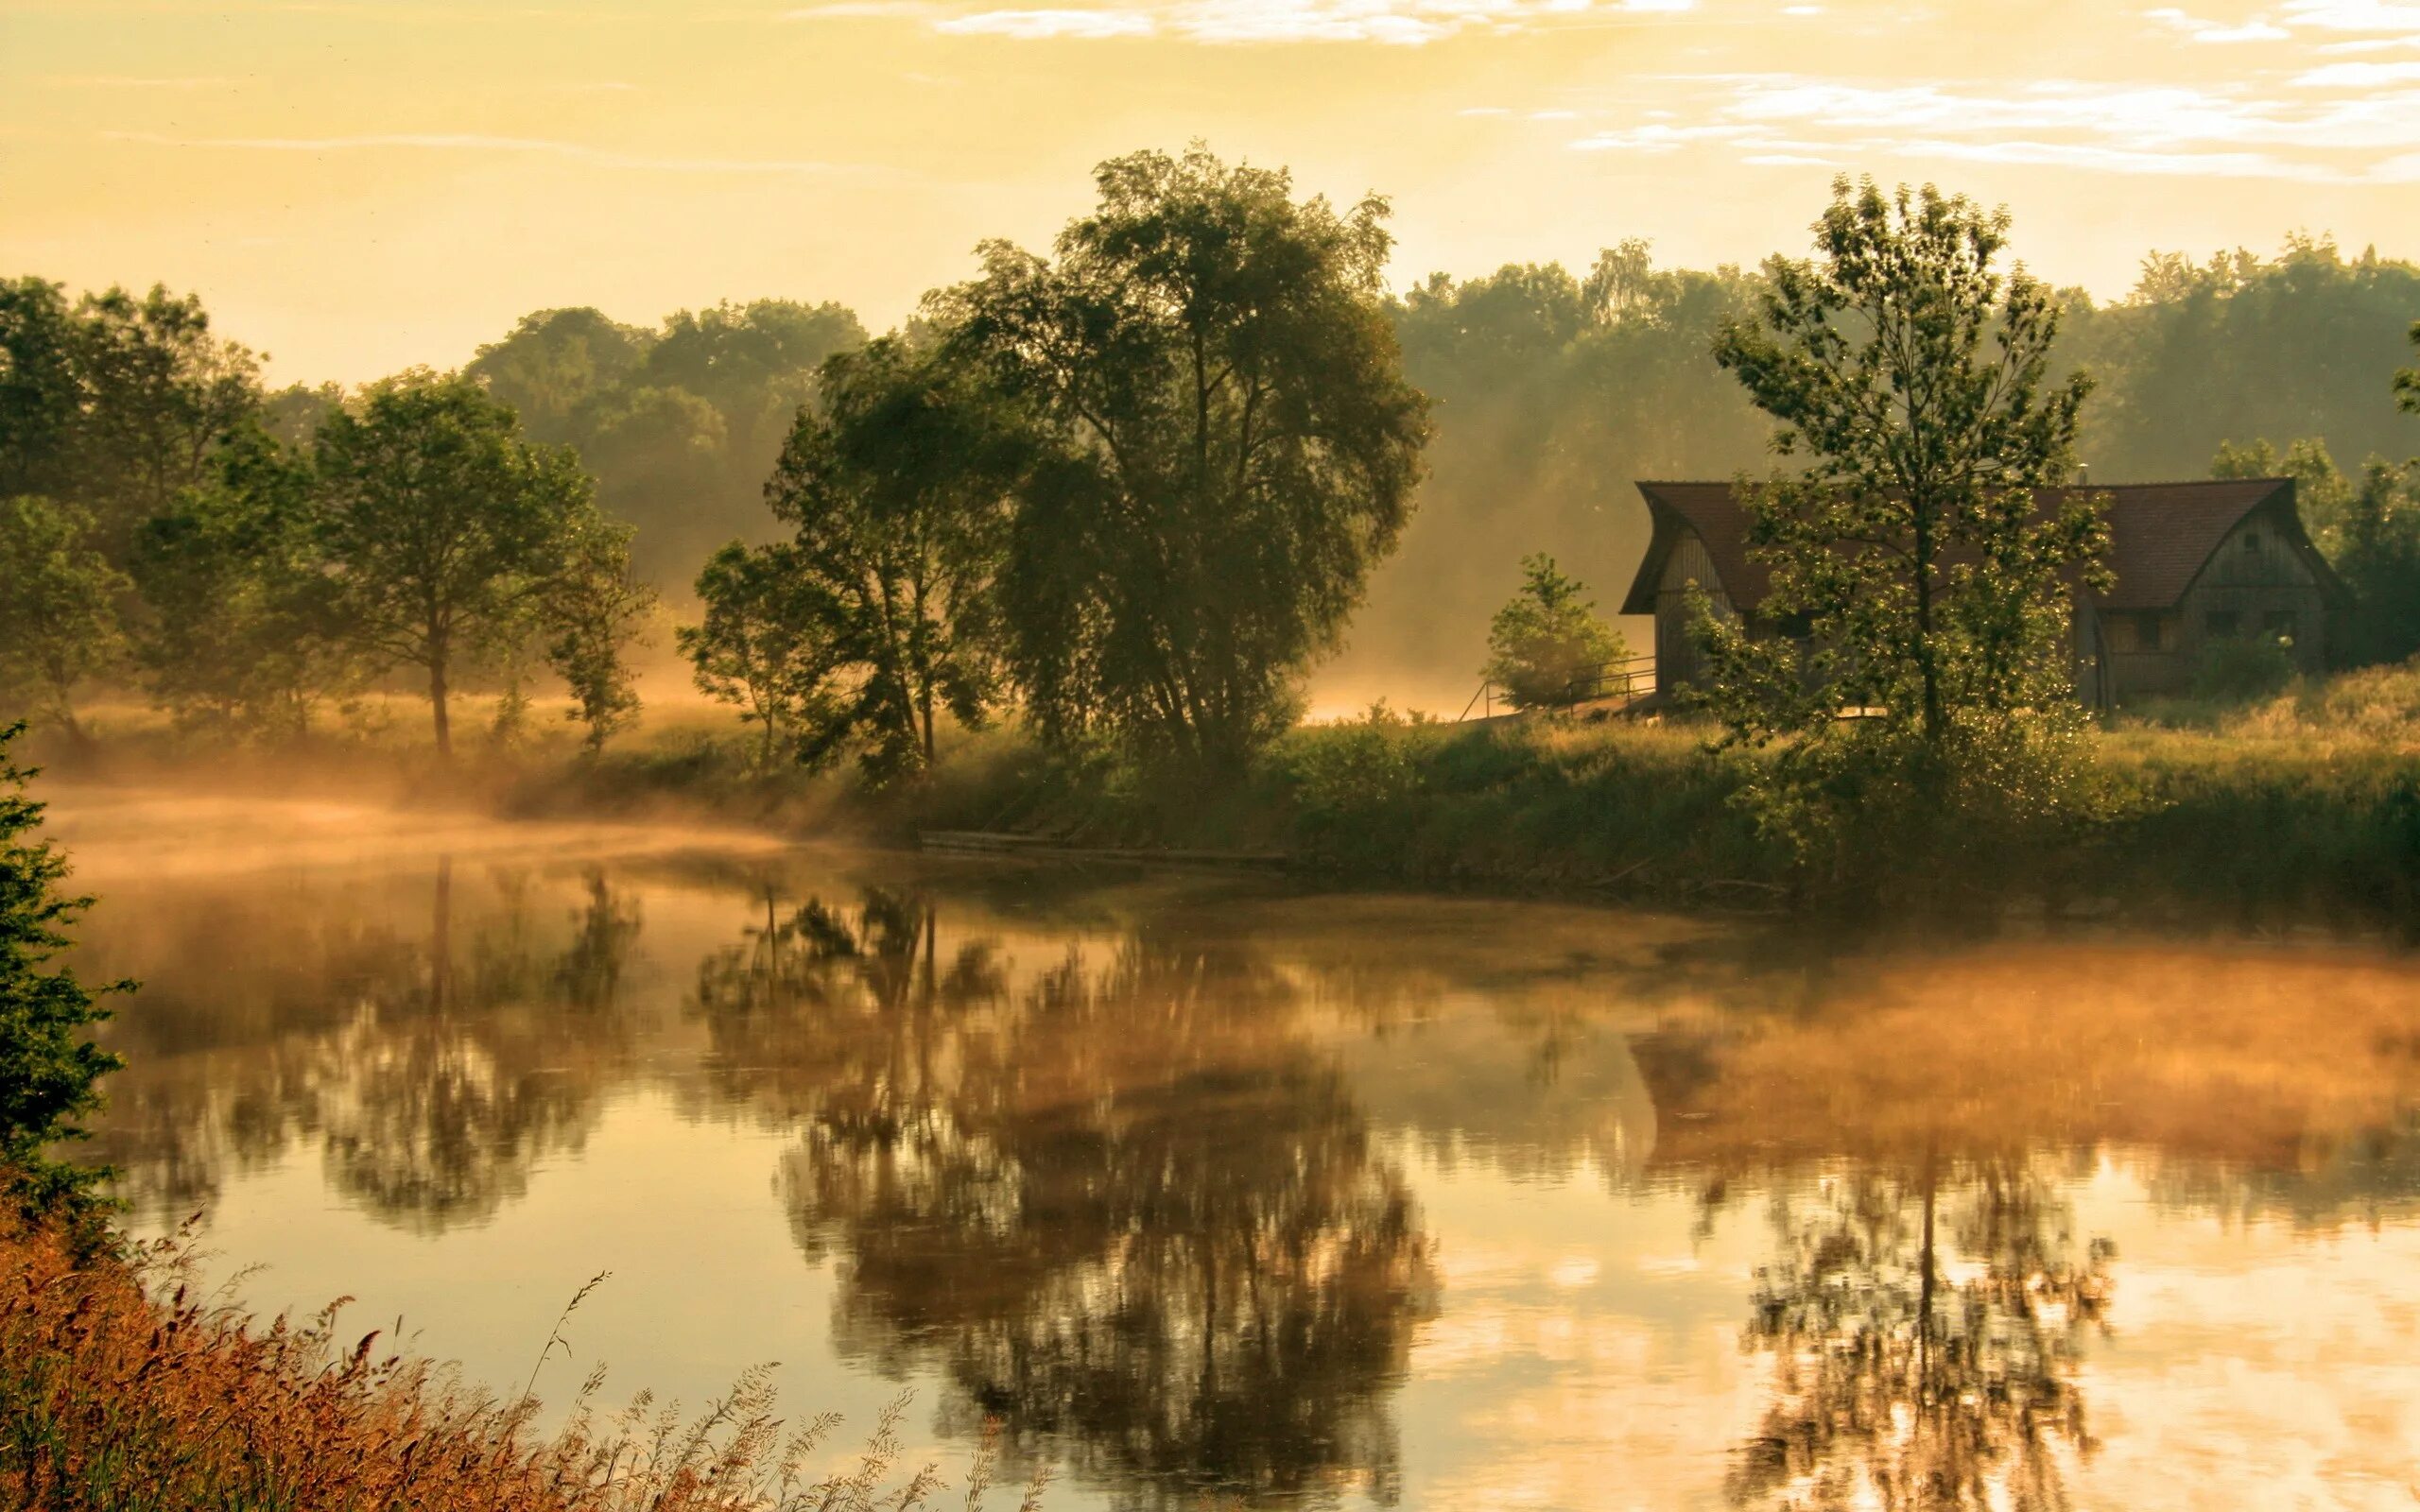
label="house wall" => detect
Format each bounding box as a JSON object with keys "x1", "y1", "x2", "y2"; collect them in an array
[
  {"x1": 2103, "y1": 507, "x2": 2331, "y2": 702},
  {"x1": 1653, "y1": 529, "x2": 1733, "y2": 694}
]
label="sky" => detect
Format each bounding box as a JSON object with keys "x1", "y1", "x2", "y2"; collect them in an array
[{"x1": 6, "y1": 0, "x2": 2420, "y2": 386}]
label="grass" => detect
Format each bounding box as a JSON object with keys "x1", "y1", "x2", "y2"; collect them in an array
[{"x1": 0, "y1": 1210, "x2": 1044, "y2": 1512}]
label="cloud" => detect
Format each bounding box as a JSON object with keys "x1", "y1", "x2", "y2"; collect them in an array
[
  {"x1": 103, "y1": 130, "x2": 869, "y2": 176},
  {"x1": 43, "y1": 74, "x2": 241, "y2": 88},
  {"x1": 2275, "y1": 0, "x2": 2420, "y2": 29},
  {"x1": 935, "y1": 6, "x2": 1152, "y2": 34},
  {"x1": 1569, "y1": 122, "x2": 1759, "y2": 151},
  {"x1": 791, "y1": 0, "x2": 1695, "y2": 43},
  {"x1": 2142, "y1": 8, "x2": 2291, "y2": 42},
  {"x1": 2292, "y1": 56, "x2": 2420, "y2": 78}
]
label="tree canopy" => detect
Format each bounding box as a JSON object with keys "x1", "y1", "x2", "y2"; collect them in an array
[{"x1": 945, "y1": 146, "x2": 1430, "y2": 769}]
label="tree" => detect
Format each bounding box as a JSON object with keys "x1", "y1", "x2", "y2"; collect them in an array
[
  {"x1": 945, "y1": 146, "x2": 1430, "y2": 771},
  {"x1": 761, "y1": 336, "x2": 1022, "y2": 776},
  {"x1": 0, "y1": 721, "x2": 126, "y2": 1220},
  {"x1": 464, "y1": 306, "x2": 653, "y2": 448},
  {"x1": 679, "y1": 542, "x2": 843, "y2": 767},
  {"x1": 1705, "y1": 179, "x2": 2107, "y2": 745},
  {"x1": 2399, "y1": 319, "x2": 2419, "y2": 416},
  {"x1": 1482, "y1": 553, "x2": 1626, "y2": 711},
  {"x1": 0, "y1": 278, "x2": 82, "y2": 501},
  {"x1": 312, "y1": 370, "x2": 613, "y2": 756},
  {"x1": 66, "y1": 284, "x2": 263, "y2": 556},
  {"x1": 1698, "y1": 180, "x2": 2110, "y2": 907},
  {"x1": 0, "y1": 497, "x2": 130, "y2": 747},
  {"x1": 542, "y1": 515, "x2": 654, "y2": 752},
  {"x1": 132, "y1": 423, "x2": 350, "y2": 736}
]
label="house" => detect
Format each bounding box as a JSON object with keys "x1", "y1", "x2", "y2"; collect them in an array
[{"x1": 1617, "y1": 477, "x2": 2353, "y2": 708}]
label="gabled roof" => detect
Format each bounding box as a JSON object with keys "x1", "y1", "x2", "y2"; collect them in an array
[{"x1": 1619, "y1": 478, "x2": 2326, "y2": 616}]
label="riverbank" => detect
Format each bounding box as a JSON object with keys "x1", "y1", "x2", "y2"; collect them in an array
[{"x1": 25, "y1": 661, "x2": 2420, "y2": 930}]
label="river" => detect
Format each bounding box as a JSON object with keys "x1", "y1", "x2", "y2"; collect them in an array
[{"x1": 46, "y1": 785, "x2": 2420, "y2": 1510}]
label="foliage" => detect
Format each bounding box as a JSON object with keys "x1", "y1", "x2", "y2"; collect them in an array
[
  {"x1": 468, "y1": 300, "x2": 866, "y2": 588},
  {"x1": 1481, "y1": 553, "x2": 1625, "y2": 710},
  {"x1": 946, "y1": 146, "x2": 1430, "y2": 771},
  {"x1": 2071, "y1": 233, "x2": 2420, "y2": 478},
  {"x1": 2211, "y1": 441, "x2": 2420, "y2": 666},
  {"x1": 313, "y1": 371, "x2": 630, "y2": 755},
  {"x1": 1695, "y1": 179, "x2": 2111, "y2": 909},
  {"x1": 0, "y1": 497, "x2": 130, "y2": 745},
  {"x1": 680, "y1": 543, "x2": 846, "y2": 768},
  {"x1": 0, "y1": 1213, "x2": 1039, "y2": 1511},
  {"x1": 759, "y1": 335, "x2": 1024, "y2": 778},
  {"x1": 132, "y1": 423, "x2": 352, "y2": 737},
  {"x1": 2189, "y1": 629, "x2": 2298, "y2": 704},
  {"x1": 0, "y1": 723, "x2": 124, "y2": 1221},
  {"x1": 544, "y1": 515, "x2": 655, "y2": 752}
]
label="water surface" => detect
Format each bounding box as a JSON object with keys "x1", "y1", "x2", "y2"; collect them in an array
[{"x1": 51, "y1": 788, "x2": 2420, "y2": 1510}]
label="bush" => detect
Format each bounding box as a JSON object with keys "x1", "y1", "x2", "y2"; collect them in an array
[{"x1": 2190, "y1": 633, "x2": 2297, "y2": 703}]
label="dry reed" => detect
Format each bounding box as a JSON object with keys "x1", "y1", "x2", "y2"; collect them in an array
[{"x1": 0, "y1": 1210, "x2": 1048, "y2": 1512}]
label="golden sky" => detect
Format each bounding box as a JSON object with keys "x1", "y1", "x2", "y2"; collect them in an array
[{"x1": 7, "y1": 0, "x2": 2419, "y2": 385}]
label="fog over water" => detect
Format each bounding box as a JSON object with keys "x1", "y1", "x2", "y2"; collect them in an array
[{"x1": 45, "y1": 788, "x2": 2420, "y2": 1510}]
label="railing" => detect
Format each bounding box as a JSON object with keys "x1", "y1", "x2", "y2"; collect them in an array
[{"x1": 1455, "y1": 653, "x2": 1660, "y2": 722}]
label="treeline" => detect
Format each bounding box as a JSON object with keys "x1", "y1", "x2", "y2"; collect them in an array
[
  {"x1": 7, "y1": 161, "x2": 2420, "y2": 766},
  {"x1": 0, "y1": 278, "x2": 650, "y2": 752}
]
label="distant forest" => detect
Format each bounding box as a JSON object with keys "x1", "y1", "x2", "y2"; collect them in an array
[
  {"x1": 7, "y1": 231, "x2": 2416, "y2": 706},
  {"x1": 441, "y1": 232, "x2": 2420, "y2": 693}
]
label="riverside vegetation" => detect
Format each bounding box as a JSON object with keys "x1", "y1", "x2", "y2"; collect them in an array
[{"x1": 6, "y1": 151, "x2": 2420, "y2": 921}]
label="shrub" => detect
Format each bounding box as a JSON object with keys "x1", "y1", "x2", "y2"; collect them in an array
[{"x1": 2190, "y1": 633, "x2": 2297, "y2": 703}]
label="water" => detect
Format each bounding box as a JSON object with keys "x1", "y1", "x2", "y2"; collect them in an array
[{"x1": 46, "y1": 786, "x2": 2420, "y2": 1510}]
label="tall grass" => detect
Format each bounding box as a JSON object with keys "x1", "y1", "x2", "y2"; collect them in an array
[{"x1": 0, "y1": 1211, "x2": 1045, "y2": 1512}]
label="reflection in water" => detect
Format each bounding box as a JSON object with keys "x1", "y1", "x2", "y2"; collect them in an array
[
  {"x1": 53, "y1": 803, "x2": 2420, "y2": 1510},
  {"x1": 1728, "y1": 1160, "x2": 2110, "y2": 1510},
  {"x1": 90, "y1": 858, "x2": 642, "y2": 1231},
  {"x1": 692, "y1": 889, "x2": 1439, "y2": 1507}
]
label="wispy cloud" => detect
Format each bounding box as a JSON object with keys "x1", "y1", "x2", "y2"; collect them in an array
[
  {"x1": 789, "y1": 0, "x2": 1695, "y2": 44},
  {"x1": 102, "y1": 130, "x2": 870, "y2": 176},
  {"x1": 2293, "y1": 55, "x2": 2420, "y2": 78},
  {"x1": 2142, "y1": 8, "x2": 2291, "y2": 42},
  {"x1": 43, "y1": 74, "x2": 242, "y2": 88}
]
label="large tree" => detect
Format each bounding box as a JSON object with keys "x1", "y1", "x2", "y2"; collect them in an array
[
  {"x1": 761, "y1": 335, "x2": 1023, "y2": 776},
  {"x1": 312, "y1": 371, "x2": 617, "y2": 755},
  {"x1": 945, "y1": 146, "x2": 1430, "y2": 770}
]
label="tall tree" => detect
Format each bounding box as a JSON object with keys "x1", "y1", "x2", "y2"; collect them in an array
[
  {"x1": 762, "y1": 335, "x2": 1023, "y2": 776},
  {"x1": 312, "y1": 370, "x2": 610, "y2": 755},
  {"x1": 679, "y1": 542, "x2": 843, "y2": 767},
  {"x1": 2398, "y1": 318, "x2": 2420, "y2": 417},
  {"x1": 0, "y1": 497, "x2": 130, "y2": 747},
  {"x1": 1705, "y1": 179, "x2": 2107, "y2": 747},
  {"x1": 0, "y1": 721, "x2": 125, "y2": 1221},
  {"x1": 946, "y1": 146, "x2": 1430, "y2": 769}
]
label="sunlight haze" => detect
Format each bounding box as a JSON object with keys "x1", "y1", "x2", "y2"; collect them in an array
[{"x1": 9, "y1": 0, "x2": 2420, "y2": 383}]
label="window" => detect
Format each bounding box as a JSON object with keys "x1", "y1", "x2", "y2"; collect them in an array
[
  {"x1": 2243, "y1": 532, "x2": 2262, "y2": 555},
  {"x1": 2131, "y1": 611, "x2": 2165, "y2": 652},
  {"x1": 2204, "y1": 610, "x2": 2241, "y2": 640}
]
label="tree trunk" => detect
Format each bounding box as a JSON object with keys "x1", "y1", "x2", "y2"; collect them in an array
[
  {"x1": 919, "y1": 679, "x2": 936, "y2": 769},
  {"x1": 428, "y1": 653, "x2": 452, "y2": 758},
  {"x1": 1912, "y1": 495, "x2": 1945, "y2": 742}
]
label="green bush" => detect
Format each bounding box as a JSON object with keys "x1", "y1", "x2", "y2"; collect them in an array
[{"x1": 2190, "y1": 633, "x2": 2297, "y2": 703}]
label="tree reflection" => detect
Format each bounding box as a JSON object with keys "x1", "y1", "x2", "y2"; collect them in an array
[
  {"x1": 1726, "y1": 1158, "x2": 2111, "y2": 1510},
  {"x1": 688, "y1": 892, "x2": 1439, "y2": 1508},
  {"x1": 92, "y1": 860, "x2": 644, "y2": 1231}
]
